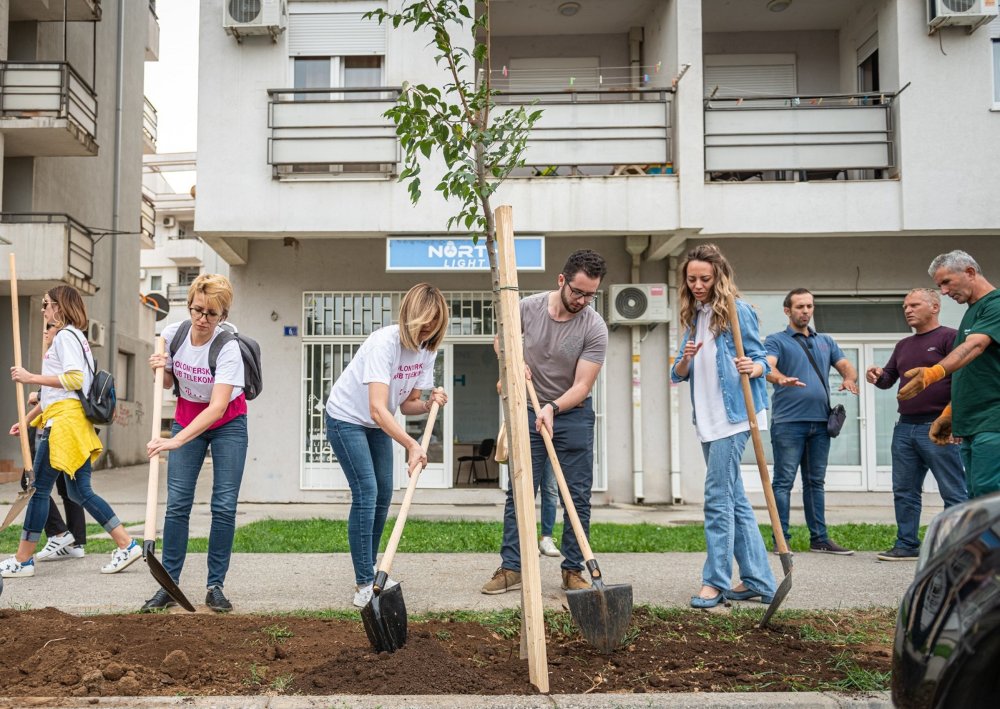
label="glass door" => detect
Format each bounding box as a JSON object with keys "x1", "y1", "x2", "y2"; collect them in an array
[{"x1": 398, "y1": 344, "x2": 452, "y2": 489}]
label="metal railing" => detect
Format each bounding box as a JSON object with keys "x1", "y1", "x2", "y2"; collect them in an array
[
  {"x1": 0, "y1": 212, "x2": 95, "y2": 282},
  {"x1": 703, "y1": 90, "x2": 899, "y2": 181},
  {"x1": 142, "y1": 95, "x2": 157, "y2": 149},
  {"x1": 140, "y1": 195, "x2": 155, "y2": 242},
  {"x1": 167, "y1": 283, "x2": 192, "y2": 302},
  {"x1": 0, "y1": 62, "x2": 99, "y2": 143}
]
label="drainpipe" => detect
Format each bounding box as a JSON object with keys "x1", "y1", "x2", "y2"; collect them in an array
[
  {"x1": 624, "y1": 236, "x2": 648, "y2": 503},
  {"x1": 668, "y1": 255, "x2": 682, "y2": 503},
  {"x1": 105, "y1": 0, "x2": 125, "y2": 463}
]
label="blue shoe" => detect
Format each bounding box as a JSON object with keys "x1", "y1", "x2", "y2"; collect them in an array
[{"x1": 690, "y1": 592, "x2": 725, "y2": 609}]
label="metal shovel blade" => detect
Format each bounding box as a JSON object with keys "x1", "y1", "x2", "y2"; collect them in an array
[
  {"x1": 361, "y1": 577, "x2": 407, "y2": 653},
  {"x1": 759, "y1": 551, "x2": 794, "y2": 628},
  {"x1": 566, "y1": 579, "x2": 634, "y2": 654},
  {"x1": 143, "y1": 540, "x2": 196, "y2": 612},
  {"x1": 0, "y1": 484, "x2": 34, "y2": 533}
]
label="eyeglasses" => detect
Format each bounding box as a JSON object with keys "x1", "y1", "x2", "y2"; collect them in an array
[
  {"x1": 189, "y1": 306, "x2": 222, "y2": 323},
  {"x1": 563, "y1": 283, "x2": 598, "y2": 302},
  {"x1": 45, "y1": 323, "x2": 55, "y2": 331}
]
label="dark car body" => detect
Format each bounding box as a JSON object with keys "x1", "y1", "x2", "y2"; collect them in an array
[{"x1": 892, "y1": 492, "x2": 1000, "y2": 708}]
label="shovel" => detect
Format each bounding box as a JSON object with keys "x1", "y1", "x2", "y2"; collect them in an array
[
  {"x1": 726, "y1": 293, "x2": 793, "y2": 628},
  {"x1": 143, "y1": 337, "x2": 195, "y2": 611},
  {"x1": 2, "y1": 254, "x2": 36, "y2": 533},
  {"x1": 526, "y1": 379, "x2": 633, "y2": 654},
  {"x1": 361, "y1": 392, "x2": 442, "y2": 653}
]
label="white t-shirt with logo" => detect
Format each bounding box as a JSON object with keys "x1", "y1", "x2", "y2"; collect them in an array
[
  {"x1": 326, "y1": 325, "x2": 437, "y2": 427},
  {"x1": 41, "y1": 325, "x2": 94, "y2": 413},
  {"x1": 161, "y1": 321, "x2": 244, "y2": 403}
]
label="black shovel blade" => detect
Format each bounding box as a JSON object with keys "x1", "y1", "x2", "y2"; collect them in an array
[
  {"x1": 566, "y1": 579, "x2": 634, "y2": 654},
  {"x1": 361, "y1": 582, "x2": 407, "y2": 653},
  {"x1": 143, "y1": 540, "x2": 196, "y2": 612},
  {"x1": 0, "y1": 485, "x2": 34, "y2": 533},
  {"x1": 759, "y1": 552, "x2": 794, "y2": 628}
]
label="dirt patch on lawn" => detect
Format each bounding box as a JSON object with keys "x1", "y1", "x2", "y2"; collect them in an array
[{"x1": 0, "y1": 607, "x2": 893, "y2": 696}]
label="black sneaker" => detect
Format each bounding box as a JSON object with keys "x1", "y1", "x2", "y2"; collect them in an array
[
  {"x1": 140, "y1": 588, "x2": 178, "y2": 613},
  {"x1": 810, "y1": 539, "x2": 855, "y2": 556},
  {"x1": 206, "y1": 585, "x2": 233, "y2": 613},
  {"x1": 877, "y1": 547, "x2": 919, "y2": 561}
]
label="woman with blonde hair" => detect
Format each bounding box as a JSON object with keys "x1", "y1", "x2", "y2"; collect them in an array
[
  {"x1": 325, "y1": 283, "x2": 449, "y2": 607},
  {"x1": 143, "y1": 274, "x2": 248, "y2": 612},
  {"x1": 670, "y1": 244, "x2": 777, "y2": 608},
  {"x1": 4, "y1": 286, "x2": 140, "y2": 578}
]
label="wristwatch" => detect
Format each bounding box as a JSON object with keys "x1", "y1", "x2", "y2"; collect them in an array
[{"x1": 548, "y1": 401, "x2": 561, "y2": 416}]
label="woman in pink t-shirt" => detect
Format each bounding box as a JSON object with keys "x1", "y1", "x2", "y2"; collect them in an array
[{"x1": 143, "y1": 274, "x2": 248, "y2": 613}]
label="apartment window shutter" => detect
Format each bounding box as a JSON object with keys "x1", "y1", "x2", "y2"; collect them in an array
[
  {"x1": 704, "y1": 54, "x2": 796, "y2": 98},
  {"x1": 288, "y1": 7, "x2": 386, "y2": 57}
]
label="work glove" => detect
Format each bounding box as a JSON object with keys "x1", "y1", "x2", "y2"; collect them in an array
[
  {"x1": 898, "y1": 364, "x2": 946, "y2": 401},
  {"x1": 929, "y1": 404, "x2": 953, "y2": 446}
]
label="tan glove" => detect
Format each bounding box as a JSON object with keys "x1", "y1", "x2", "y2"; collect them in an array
[
  {"x1": 929, "y1": 404, "x2": 953, "y2": 446},
  {"x1": 898, "y1": 364, "x2": 946, "y2": 401},
  {"x1": 494, "y1": 419, "x2": 508, "y2": 464}
]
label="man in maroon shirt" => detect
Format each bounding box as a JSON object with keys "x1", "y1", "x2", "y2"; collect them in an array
[{"x1": 866, "y1": 288, "x2": 968, "y2": 561}]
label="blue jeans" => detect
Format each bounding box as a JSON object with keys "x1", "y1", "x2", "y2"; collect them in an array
[
  {"x1": 960, "y1": 431, "x2": 1000, "y2": 499},
  {"x1": 771, "y1": 421, "x2": 832, "y2": 545},
  {"x1": 501, "y1": 401, "x2": 594, "y2": 573},
  {"x1": 326, "y1": 413, "x2": 394, "y2": 587},
  {"x1": 162, "y1": 415, "x2": 247, "y2": 589},
  {"x1": 21, "y1": 431, "x2": 121, "y2": 542},
  {"x1": 701, "y1": 431, "x2": 776, "y2": 596},
  {"x1": 891, "y1": 421, "x2": 967, "y2": 551},
  {"x1": 540, "y1": 460, "x2": 558, "y2": 537}
]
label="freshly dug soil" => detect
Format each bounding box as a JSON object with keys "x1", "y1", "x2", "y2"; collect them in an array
[{"x1": 0, "y1": 607, "x2": 892, "y2": 696}]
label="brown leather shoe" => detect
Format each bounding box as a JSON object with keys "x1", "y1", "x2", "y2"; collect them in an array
[
  {"x1": 481, "y1": 567, "x2": 522, "y2": 595},
  {"x1": 561, "y1": 568, "x2": 591, "y2": 591}
]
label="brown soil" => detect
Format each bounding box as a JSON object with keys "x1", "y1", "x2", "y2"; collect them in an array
[{"x1": 0, "y1": 607, "x2": 893, "y2": 696}]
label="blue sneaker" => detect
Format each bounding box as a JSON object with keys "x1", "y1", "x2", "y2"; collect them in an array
[
  {"x1": 0, "y1": 555, "x2": 35, "y2": 578},
  {"x1": 101, "y1": 540, "x2": 141, "y2": 574}
]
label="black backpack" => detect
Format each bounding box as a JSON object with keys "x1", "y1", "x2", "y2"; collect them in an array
[
  {"x1": 68, "y1": 329, "x2": 117, "y2": 425},
  {"x1": 169, "y1": 321, "x2": 263, "y2": 400}
]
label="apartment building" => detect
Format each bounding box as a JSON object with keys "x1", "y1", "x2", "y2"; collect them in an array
[
  {"x1": 196, "y1": 0, "x2": 1000, "y2": 505},
  {"x1": 0, "y1": 0, "x2": 160, "y2": 475}
]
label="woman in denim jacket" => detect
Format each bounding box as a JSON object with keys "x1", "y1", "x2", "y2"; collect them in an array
[{"x1": 670, "y1": 244, "x2": 777, "y2": 608}]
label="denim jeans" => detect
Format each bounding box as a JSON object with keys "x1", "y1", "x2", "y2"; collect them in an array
[
  {"x1": 540, "y1": 460, "x2": 558, "y2": 537},
  {"x1": 771, "y1": 421, "x2": 832, "y2": 545},
  {"x1": 162, "y1": 415, "x2": 247, "y2": 589},
  {"x1": 325, "y1": 413, "x2": 394, "y2": 587},
  {"x1": 701, "y1": 431, "x2": 776, "y2": 596},
  {"x1": 501, "y1": 401, "x2": 594, "y2": 573},
  {"x1": 960, "y1": 431, "x2": 1000, "y2": 499},
  {"x1": 21, "y1": 431, "x2": 120, "y2": 543},
  {"x1": 891, "y1": 421, "x2": 968, "y2": 551}
]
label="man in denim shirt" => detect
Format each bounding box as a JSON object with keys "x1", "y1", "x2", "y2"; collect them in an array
[{"x1": 765, "y1": 288, "x2": 859, "y2": 555}]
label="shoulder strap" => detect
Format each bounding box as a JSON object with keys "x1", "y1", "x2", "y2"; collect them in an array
[
  {"x1": 207, "y1": 326, "x2": 236, "y2": 376},
  {"x1": 794, "y1": 335, "x2": 831, "y2": 405},
  {"x1": 169, "y1": 321, "x2": 193, "y2": 397},
  {"x1": 67, "y1": 328, "x2": 97, "y2": 375}
]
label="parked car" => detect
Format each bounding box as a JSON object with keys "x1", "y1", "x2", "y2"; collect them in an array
[{"x1": 892, "y1": 491, "x2": 1000, "y2": 708}]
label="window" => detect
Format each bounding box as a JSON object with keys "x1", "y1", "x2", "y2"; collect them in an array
[
  {"x1": 116, "y1": 351, "x2": 134, "y2": 401},
  {"x1": 294, "y1": 57, "x2": 331, "y2": 101},
  {"x1": 150, "y1": 275, "x2": 162, "y2": 292},
  {"x1": 992, "y1": 37, "x2": 1000, "y2": 106},
  {"x1": 177, "y1": 267, "x2": 199, "y2": 286}
]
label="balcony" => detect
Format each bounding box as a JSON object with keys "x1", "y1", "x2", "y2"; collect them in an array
[
  {"x1": 146, "y1": 0, "x2": 160, "y2": 61},
  {"x1": 167, "y1": 283, "x2": 191, "y2": 302},
  {"x1": 162, "y1": 237, "x2": 204, "y2": 266},
  {"x1": 704, "y1": 92, "x2": 897, "y2": 182},
  {"x1": 0, "y1": 62, "x2": 99, "y2": 157},
  {"x1": 140, "y1": 195, "x2": 155, "y2": 249},
  {"x1": 9, "y1": 0, "x2": 100, "y2": 21},
  {"x1": 143, "y1": 96, "x2": 157, "y2": 154},
  {"x1": 0, "y1": 214, "x2": 96, "y2": 295}
]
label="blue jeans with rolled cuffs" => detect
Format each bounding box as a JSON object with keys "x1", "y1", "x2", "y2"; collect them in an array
[
  {"x1": 325, "y1": 413, "x2": 395, "y2": 587},
  {"x1": 701, "y1": 431, "x2": 776, "y2": 597},
  {"x1": 21, "y1": 430, "x2": 121, "y2": 542},
  {"x1": 161, "y1": 415, "x2": 248, "y2": 589},
  {"x1": 501, "y1": 400, "x2": 594, "y2": 573}
]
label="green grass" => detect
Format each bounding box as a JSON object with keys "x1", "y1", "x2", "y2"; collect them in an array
[{"x1": 0, "y1": 518, "x2": 921, "y2": 554}]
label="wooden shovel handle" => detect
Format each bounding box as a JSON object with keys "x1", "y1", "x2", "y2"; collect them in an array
[
  {"x1": 9, "y1": 254, "x2": 34, "y2": 476},
  {"x1": 376, "y1": 391, "x2": 443, "y2": 576},
  {"x1": 726, "y1": 293, "x2": 790, "y2": 555},
  {"x1": 144, "y1": 338, "x2": 166, "y2": 544},
  {"x1": 525, "y1": 379, "x2": 596, "y2": 564}
]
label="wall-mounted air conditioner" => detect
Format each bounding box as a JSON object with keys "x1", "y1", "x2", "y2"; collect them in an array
[
  {"x1": 223, "y1": 0, "x2": 287, "y2": 42},
  {"x1": 162, "y1": 215, "x2": 176, "y2": 228},
  {"x1": 88, "y1": 320, "x2": 106, "y2": 348},
  {"x1": 928, "y1": 0, "x2": 998, "y2": 33},
  {"x1": 608, "y1": 284, "x2": 670, "y2": 326}
]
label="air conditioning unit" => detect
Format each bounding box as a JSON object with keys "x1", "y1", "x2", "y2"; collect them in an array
[
  {"x1": 88, "y1": 320, "x2": 106, "y2": 348},
  {"x1": 608, "y1": 284, "x2": 670, "y2": 326},
  {"x1": 928, "y1": 0, "x2": 998, "y2": 33},
  {"x1": 223, "y1": 0, "x2": 287, "y2": 41},
  {"x1": 162, "y1": 215, "x2": 176, "y2": 229}
]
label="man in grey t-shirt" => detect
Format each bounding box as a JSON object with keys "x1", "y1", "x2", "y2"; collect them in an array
[{"x1": 482, "y1": 250, "x2": 609, "y2": 595}]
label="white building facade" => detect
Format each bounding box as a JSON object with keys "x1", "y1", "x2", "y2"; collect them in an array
[{"x1": 196, "y1": 0, "x2": 1000, "y2": 505}]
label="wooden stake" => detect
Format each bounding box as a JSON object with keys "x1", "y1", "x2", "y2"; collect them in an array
[
  {"x1": 10, "y1": 254, "x2": 33, "y2": 479},
  {"x1": 495, "y1": 205, "x2": 548, "y2": 693}
]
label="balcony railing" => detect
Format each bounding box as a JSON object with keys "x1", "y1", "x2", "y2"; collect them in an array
[
  {"x1": 0, "y1": 61, "x2": 99, "y2": 156},
  {"x1": 704, "y1": 91, "x2": 898, "y2": 182},
  {"x1": 167, "y1": 283, "x2": 192, "y2": 302},
  {"x1": 0, "y1": 213, "x2": 96, "y2": 292},
  {"x1": 140, "y1": 195, "x2": 156, "y2": 247},
  {"x1": 142, "y1": 96, "x2": 158, "y2": 154},
  {"x1": 9, "y1": 0, "x2": 101, "y2": 21}
]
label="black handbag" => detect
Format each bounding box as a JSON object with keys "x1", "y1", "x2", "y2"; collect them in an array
[
  {"x1": 794, "y1": 336, "x2": 847, "y2": 438},
  {"x1": 69, "y1": 330, "x2": 117, "y2": 425}
]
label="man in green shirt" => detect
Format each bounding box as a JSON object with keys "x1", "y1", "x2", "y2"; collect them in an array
[{"x1": 898, "y1": 250, "x2": 1000, "y2": 498}]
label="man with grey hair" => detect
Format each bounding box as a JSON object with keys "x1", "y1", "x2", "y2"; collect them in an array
[
  {"x1": 899, "y1": 250, "x2": 1000, "y2": 498},
  {"x1": 867, "y1": 288, "x2": 967, "y2": 560}
]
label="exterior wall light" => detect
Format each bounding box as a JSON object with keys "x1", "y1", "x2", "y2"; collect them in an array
[
  {"x1": 558, "y1": 2, "x2": 581, "y2": 17},
  {"x1": 767, "y1": 0, "x2": 793, "y2": 11}
]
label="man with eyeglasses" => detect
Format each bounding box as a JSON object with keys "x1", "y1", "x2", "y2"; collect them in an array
[{"x1": 482, "y1": 249, "x2": 609, "y2": 595}]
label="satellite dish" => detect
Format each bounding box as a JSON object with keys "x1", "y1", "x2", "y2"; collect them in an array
[{"x1": 142, "y1": 292, "x2": 170, "y2": 321}]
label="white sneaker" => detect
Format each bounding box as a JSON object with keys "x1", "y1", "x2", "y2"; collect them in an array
[
  {"x1": 36, "y1": 532, "x2": 75, "y2": 561},
  {"x1": 46, "y1": 545, "x2": 86, "y2": 560},
  {"x1": 0, "y1": 555, "x2": 35, "y2": 578},
  {"x1": 353, "y1": 583, "x2": 374, "y2": 608},
  {"x1": 372, "y1": 565, "x2": 399, "y2": 589},
  {"x1": 101, "y1": 540, "x2": 141, "y2": 574},
  {"x1": 539, "y1": 536, "x2": 561, "y2": 558}
]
